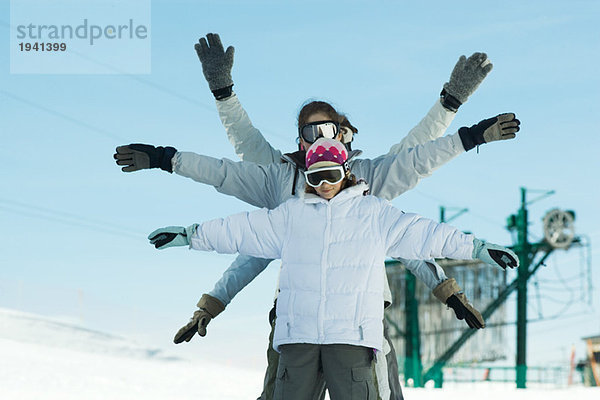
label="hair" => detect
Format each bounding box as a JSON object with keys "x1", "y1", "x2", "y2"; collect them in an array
[
  {"x1": 304, "y1": 173, "x2": 358, "y2": 196},
  {"x1": 340, "y1": 116, "x2": 358, "y2": 134},
  {"x1": 297, "y1": 100, "x2": 358, "y2": 135}
]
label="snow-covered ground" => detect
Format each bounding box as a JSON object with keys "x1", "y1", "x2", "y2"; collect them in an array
[{"x1": 0, "y1": 307, "x2": 597, "y2": 400}]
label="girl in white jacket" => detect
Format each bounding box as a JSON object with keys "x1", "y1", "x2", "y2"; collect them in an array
[{"x1": 148, "y1": 138, "x2": 518, "y2": 400}]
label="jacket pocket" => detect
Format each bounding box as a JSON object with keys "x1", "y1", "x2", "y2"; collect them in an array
[
  {"x1": 351, "y1": 366, "x2": 376, "y2": 399},
  {"x1": 288, "y1": 292, "x2": 296, "y2": 326},
  {"x1": 354, "y1": 292, "x2": 364, "y2": 338},
  {"x1": 276, "y1": 367, "x2": 287, "y2": 379}
]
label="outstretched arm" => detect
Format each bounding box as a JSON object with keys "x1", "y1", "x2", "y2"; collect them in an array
[
  {"x1": 149, "y1": 205, "x2": 288, "y2": 259},
  {"x1": 382, "y1": 211, "x2": 476, "y2": 261},
  {"x1": 195, "y1": 33, "x2": 283, "y2": 164},
  {"x1": 150, "y1": 241, "x2": 279, "y2": 344},
  {"x1": 114, "y1": 144, "x2": 288, "y2": 209},
  {"x1": 388, "y1": 52, "x2": 493, "y2": 155},
  {"x1": 377, "y1": 204, "x2": 519, "y2": 270},
  {"x1": 189, "y1": 208, "x2": 284, "y2": 258},
  {"x1": 387, "y1": 100, "x2": 456, "y2": 155},
  {"x1": 216, "y1": 94, "x2": 284, "y2": 164},
  {"x1": 399, "y1": 258, "x2": 485, "y2": 329},
  {"x1": 354, "y1": 132, "x2": 465, "y2": 201},
  {"x1": 172, "y1": 256, "x2": 274, "y2": 344},
  {"x1": 173, "y1": 151, "x2": 286, "y2": 209},
  {"x1": 353, "y1": 113, "x2": 521, "y2": 201},
  {"x1": 208, "y1": 255, "x2": 273, "y2": 306},
  {"x1": 399, "y1": 258, "x2": 447, "y2": 289}
]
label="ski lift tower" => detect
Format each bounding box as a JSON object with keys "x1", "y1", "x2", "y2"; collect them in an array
[
  {"x1": 395, "y1": 187, "x2": 587, "y2": 388},
  {"x1": 508, "y1": 188, "x2": 577, "y2": 388}
]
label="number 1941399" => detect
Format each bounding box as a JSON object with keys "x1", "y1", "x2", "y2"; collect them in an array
[{"x1": 19, "y1": 42, "x2": 67, "y2": 51}]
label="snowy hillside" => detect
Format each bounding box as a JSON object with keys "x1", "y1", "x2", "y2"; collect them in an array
[
  {"x1": 0, "y1": 308, "x2": 180, "y2": 361},
  {"x1": 0, "y1": 307, "x2": 597, "y2": 400},
  {"x1": 0, "y1": 308, "x2": 263, "y2": 400}
]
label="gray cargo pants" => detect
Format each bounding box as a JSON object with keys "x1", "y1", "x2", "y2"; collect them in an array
[
  {"x1": 258, "y1": 308, "x2": 404, "y2": 400},
  {"x1": 274, "y1": 343, "x2": 377, "y2": 400},
  {"x1": 257, "y1": 318, "x2": 326, "y2": 400}
]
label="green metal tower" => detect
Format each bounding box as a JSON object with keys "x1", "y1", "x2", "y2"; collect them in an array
[
  {"x1": 515, "y1": 188, "x2": 530, "y2": 388},
  {"x1": 402, "y1": 205, "x2": 468, "y2": 388},
  {"x1": 403, "y1": 271, "x2": 423, "y2": 387},
  {"x1": 507, "y1": 187, "x2": 566, "y2": 388},
  {"x1": 401, "y1": 187, "x2": 578, "y2": 388}
]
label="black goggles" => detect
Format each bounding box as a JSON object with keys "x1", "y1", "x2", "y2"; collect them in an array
[
  {"x1": 299, "y1": 120, "x2": 340, "y2": 143},
  {"x1": 304, "y1": 165, "x2": 346, "y2": 187}
]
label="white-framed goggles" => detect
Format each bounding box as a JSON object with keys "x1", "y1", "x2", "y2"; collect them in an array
[
  {"x1": 304, "y1": 165, "x2": 347, "y2": 188},
  {"x1": 299, "y1": 120, "x2": 340, "y2": 143}
]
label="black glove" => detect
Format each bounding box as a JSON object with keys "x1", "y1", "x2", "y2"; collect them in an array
[
  {"x1": 114, "y1": 144, "x2": 177, "y2": 173},
  {"x1": 447, "y1": 293, "x2": 485, "y2": 329},
  {"x1": 195, "y1": 33, "x2": 235, "y2": 99},
  {"x1": 433, "y1": 278, "x2": 485, "y2": 329},
  {"x1": 173, "y1": 294, "x2": 226, "y2": 344},
  {"x1": 458, "y1": 113, "x2": 520, "y2": 152}
]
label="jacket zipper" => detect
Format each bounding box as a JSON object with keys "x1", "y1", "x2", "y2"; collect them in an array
[{"x1": 318, "y1": 202, "x2": 331, "y2": 340}]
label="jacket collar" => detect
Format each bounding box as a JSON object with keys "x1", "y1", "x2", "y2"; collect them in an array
[
  {"x1": 282, "y1": 148, "x2": 363, "y2": 170},
  {"x1": 281, "y1": 150, "x2": 306, "y2": 169},
  {"x1": 302, "y1": 181, "x2": 370, "y2": 204}
]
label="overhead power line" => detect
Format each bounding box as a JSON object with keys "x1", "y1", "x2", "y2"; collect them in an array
[
  {"x1": 0, "y1": 90, "x2": 127, "y2": 142},
  {"x1": 0, "y1": 18, "x2": 290, "y2": 144},
  {"x1": 0, "y1": 198, "x2": 142, "y2": 240}
]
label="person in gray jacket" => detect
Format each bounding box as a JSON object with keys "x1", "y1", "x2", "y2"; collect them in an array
[{"x1": 113, "y1": 34, "x2": 518, "y2": 400}]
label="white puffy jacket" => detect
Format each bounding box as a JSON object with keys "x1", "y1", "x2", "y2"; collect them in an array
[{"x1": 189, "y1": 182, "x2": 475, "y2": 352}]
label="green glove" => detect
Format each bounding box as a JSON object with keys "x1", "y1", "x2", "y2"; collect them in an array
[
  {"x1": 194, "y1": 33, "x2": 235, "y2": 96},
  {"x1": 148, "y1": 224, "x2": 198, "y2": 249},
  {"x1": 173, "y1": 294, "x2": 226, "y2": 344},
  {"x1": 114, "y1": 144, "x2": 177, "y2": 173},
  {"x1": 472, "y1": 238, "x2": 519, "y2": 270},
  {"x1": 458, "y1": 113, "x2": 520, "y2": 151},
  {"x1": 433, "y1": 278, "x2": 485, "y2": 329},
  {"x1": 441, "y1": 52, "x2": 493, "y2": 111}
]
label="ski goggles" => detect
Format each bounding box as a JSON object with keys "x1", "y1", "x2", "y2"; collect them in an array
[
  {"x1": 304, "y1": 165, "x2": 347, "y2": 187},
  {"x1": 299, "y1": 120, "x2": 340, "y2": 143}
]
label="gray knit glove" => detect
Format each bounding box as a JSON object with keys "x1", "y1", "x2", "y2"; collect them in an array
[
  {"x1": 174, "y1": 294, "x2": 226, "y2": 344},
  {"x1": 194, "y1": 33, "x2": 234, "y2": 92},
  {"x1": 441, "y1": 52, "x2": 493, "y2": 110}
]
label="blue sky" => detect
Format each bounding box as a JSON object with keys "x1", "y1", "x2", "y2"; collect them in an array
[{"x1": 1, "y1": 0, "x2": 599, "y2": 372}]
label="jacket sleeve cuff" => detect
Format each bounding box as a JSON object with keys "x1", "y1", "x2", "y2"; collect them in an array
[
  {"x1": 449, "y1": 131, "x2": 468, "y2": 153},
  {"x1": 440, "y1": 88, "x2": 462, "y2": 112},
  {"x1": 211, "y1": 85, "x2": 234, "y2": 100}
]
